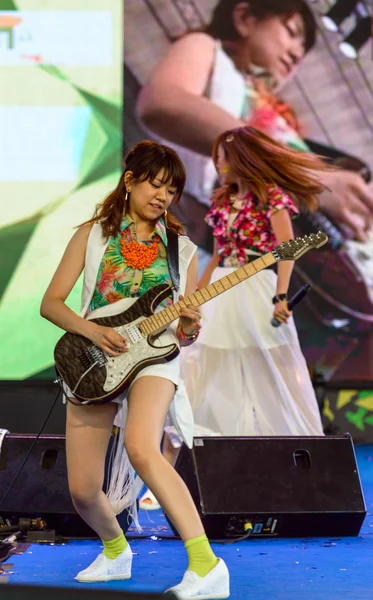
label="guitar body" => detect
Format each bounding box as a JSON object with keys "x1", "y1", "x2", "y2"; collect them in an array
[
  {"x1": 54, "y1": 284, "x2": 179, "y2": 405},
  {"x1": 293, "y1": 212, "x2": 373, "y2": 333}
]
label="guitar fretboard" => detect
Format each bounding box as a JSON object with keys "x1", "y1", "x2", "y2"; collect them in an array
[{"x1": 139, "y1": 251, "x2": 277, "y2": 336}]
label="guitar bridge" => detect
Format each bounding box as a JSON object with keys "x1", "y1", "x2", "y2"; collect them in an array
[{"x1": 80, "y1": 346, "x2": 107, "y2": 369}]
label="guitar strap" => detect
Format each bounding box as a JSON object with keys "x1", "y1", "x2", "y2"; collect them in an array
[{"x1": 166, "y1": 228, "x2": 180, "y2": 292}]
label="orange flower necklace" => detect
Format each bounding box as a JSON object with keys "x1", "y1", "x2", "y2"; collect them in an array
[{"x1": 120, "y1": 235, "x2": 160, "y2": 271}]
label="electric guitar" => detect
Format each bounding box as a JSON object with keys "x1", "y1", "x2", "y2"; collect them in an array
[
  {"x1": 54, "y1": 232, "x2": 327, "y2": 405},
  {"x1": 292, "y1": 146, "x2": 373, "y2": 333}
]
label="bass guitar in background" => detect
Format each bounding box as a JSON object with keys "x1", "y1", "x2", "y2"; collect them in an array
[{"x1": 292, "y1": 140, "x2": 373, "y2": 335}]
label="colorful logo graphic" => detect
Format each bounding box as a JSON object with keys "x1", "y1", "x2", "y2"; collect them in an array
[{"x1": 0, "y1": 15, "x2": 22, "y2": 49}]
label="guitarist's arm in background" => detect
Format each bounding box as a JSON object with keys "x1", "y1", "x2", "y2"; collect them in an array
[
  {"x1": 318, "y1": 169, "x2": 373, "y2": 242},
  {"x1": 40, "y1": 224, "x2": 127, "y2": 357}
]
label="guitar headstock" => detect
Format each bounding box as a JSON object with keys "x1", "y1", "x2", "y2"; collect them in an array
[{"x1": 273, "y1": 232, "x2": 328, "y2": 261}]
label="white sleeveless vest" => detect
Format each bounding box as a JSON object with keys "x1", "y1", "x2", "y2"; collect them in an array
[{"x1": 80, "y1": 222, "x2": 198, "y2": 449}]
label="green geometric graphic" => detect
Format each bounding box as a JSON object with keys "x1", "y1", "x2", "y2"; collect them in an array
[{"x1": 0, "y1": 1, "x2": 123, "y2": 380}]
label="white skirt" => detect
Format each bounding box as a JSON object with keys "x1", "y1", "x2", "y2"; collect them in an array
[{"x1": 180, "y1": 266, "x2": 324, "y2": 437}]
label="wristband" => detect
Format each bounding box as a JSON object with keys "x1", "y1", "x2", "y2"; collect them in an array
[
  {"x1": 272, "y1": 293, "x2": 288, "y2": 305},
  {"x1": 177, "y1": 323, "x2": 200, "y2": 343}
]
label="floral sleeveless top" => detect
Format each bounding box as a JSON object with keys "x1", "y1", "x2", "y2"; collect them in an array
[
  {"x1": 88, "y1": 216, "x2": 173, "y2": 312},
  {"x1": 206, "y1": 184, "x2": 299, "y2": 266}
]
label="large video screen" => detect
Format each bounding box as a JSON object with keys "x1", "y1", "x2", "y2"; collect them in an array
[
  {"x1": 123, "y1": 0, "x2": 373, "y2": 438},
  {"x1": 0, "y1": 0, "x2": 123, "y2": 379}
]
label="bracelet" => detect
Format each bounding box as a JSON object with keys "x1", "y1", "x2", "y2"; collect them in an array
[
  {"x1": 177, "y1": 323, "x2": 200, "y2": 343},
  {"x1": 272, "y1": 293, "x2": 288, "y2": 305}
]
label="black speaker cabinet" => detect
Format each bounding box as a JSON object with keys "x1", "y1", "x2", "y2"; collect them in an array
[
  {"x1": 0, "y1": 434, "x2": 132, "y2": 538},
  {"x1": 170, "y1": 434, "x2": 366, "y2": 539}
]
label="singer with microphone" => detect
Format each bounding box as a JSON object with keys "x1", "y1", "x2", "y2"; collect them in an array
[{"x1": 176, "y1": 126, "x2": 328, "y2": 442}]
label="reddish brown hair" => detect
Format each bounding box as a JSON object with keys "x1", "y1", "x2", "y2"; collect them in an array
[
  {"x1": 212, "y1": 126, "x2": 333, "y2": 211},
  {"x1": 83, "y1": 140, "x2": 186, "y2": 238}
]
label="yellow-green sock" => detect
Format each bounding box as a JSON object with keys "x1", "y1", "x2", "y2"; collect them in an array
[
  {"x1": 102, "y1": 530, "x2": 128, "y2": 559},
  {"x1": 185, "y1": 534, "x2": 219, "y2": 577}
]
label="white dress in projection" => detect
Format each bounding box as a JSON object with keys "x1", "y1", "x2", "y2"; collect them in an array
[{"x1": 180, "y1": 190, "x2": 324, "y2": 438}]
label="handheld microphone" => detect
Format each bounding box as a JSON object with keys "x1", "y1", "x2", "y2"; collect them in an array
[{"x1": 271, "y1": 284, "x2": 311, "y2": 328}]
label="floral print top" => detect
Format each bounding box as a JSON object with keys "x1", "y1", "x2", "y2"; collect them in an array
[
  {"x1": 88, "y1": 215, "x2": 173, "y2": 312},
  {"x1": 206, "y1": 184, "x2": 299, "y2": 266},
  {"x1": 243, "y1": 73, "x2": 309, "y2": 153}
]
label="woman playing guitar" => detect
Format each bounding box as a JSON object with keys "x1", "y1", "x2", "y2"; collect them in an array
[{"x1": 40, "y1": 140, "x2": 230, "y2": 598}]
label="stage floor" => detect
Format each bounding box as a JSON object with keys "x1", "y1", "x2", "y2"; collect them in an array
[{"x1": 2, "y1": 445, "x2": 373, "y2": 599}]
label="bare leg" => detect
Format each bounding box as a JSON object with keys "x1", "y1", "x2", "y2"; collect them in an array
[
  {"x1": 139, "y1": 432, "x2": 179, "y2": 508},
  {"x1": 124, "y1": 376, "x2": 204, "y2": 541},
  {"x1": 66, "y1": 401, "x2": 120, "y2": 540}
]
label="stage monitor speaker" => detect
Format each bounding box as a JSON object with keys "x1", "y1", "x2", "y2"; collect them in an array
[
  {"x1": 0, "y1": 434, "x2": 132, "y2": 538},
  {"x1": 0, "y1": 584, "x2": 176, "y2": 599},
  {"x1": 170, "y1": 434, "x2": 366, "y2": 538}
]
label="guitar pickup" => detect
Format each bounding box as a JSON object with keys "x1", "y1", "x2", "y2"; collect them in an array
[{"x1": 80, "y1": 346, "x2": 107, "y2": 369}]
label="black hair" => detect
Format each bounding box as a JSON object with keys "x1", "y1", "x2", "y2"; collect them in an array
[{"x1": 207, "y1": 0, "x2": 317, "y2": 53}]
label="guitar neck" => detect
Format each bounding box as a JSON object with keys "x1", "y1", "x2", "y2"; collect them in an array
[{"x1": 141, "y1": 251, "x2": 277, "y2": 336}]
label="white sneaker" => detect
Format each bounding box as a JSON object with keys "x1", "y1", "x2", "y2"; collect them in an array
[
  {"x1": 75, "y1": 544, "x2": 132, "y2": 583},
  {"x1": 139, "y1": 488, "x2": 161, "y2": 511},
  {"x1": 166, "y1": 558, "x2": 230, "y2": 599}
]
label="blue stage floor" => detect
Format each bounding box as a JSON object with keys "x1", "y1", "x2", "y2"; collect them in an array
[{"x1": 2, "y1": 445, "x2": 373, "y2": 599}]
